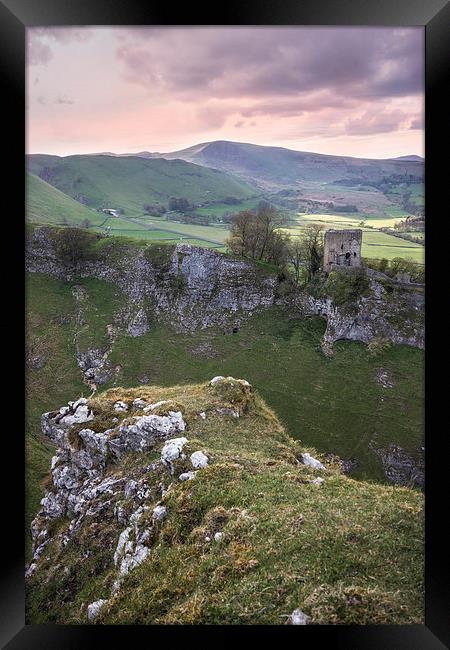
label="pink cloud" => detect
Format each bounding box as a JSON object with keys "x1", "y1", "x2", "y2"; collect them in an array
[{"x1": 26, "y1": 27, "x2": 424, "y2": 158}]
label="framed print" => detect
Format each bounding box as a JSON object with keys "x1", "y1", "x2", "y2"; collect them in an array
[{"x1": 1, "y1": 0, "x2": 448, "y2": 647}]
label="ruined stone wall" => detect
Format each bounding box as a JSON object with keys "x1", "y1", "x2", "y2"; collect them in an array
[{"x1": 323, "y1": 229, "x2": 362, "y2": 273}]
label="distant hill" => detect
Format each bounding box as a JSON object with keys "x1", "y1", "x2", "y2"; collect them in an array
[
  {"x1": 26, "y1": 154, "x2": 259, "y2": 213},
  {"x1": 391, "y1": 155, "x2": 424, "y2": 162},
  {"x1": 158, "y1": 140, "x2": 424, "y2": 189},
  {"x1": 26, "y1": 171, "x2": 103, "y2": 226}
]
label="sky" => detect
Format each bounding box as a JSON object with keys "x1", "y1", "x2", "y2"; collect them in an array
[{"x1": 26, "y1": 26, "x2": 424, "y2": 159}]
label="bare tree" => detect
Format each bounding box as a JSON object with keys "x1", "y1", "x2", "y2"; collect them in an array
[
  {"x1": 226, "y1": 204, "x2": 289, "y2": 264},
  {"x1": 286, "y1": 237, "x2": 304, "y2": 284},
  {"x1": 287, "y1": 224, "x2": 324, "y2": 283}
]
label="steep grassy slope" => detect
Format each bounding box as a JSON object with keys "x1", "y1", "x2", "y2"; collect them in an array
[
  {"x1": 26, "y1": 274, "x2": 86, "y2": 556},
  {"x1": 26, "y1": 154, "x2": 259, "y2": 212},
  {"x1": 26, "y1": 172, "x2": 104, "y2": 226},
  {"x1": 26, "y1": 379, "x2": 423, "y2": 625}
]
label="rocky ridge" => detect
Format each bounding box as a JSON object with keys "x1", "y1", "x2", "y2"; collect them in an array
[
  {"x1": 26, "y1": 377, "x2": 261, "y2": 621},
  {"x1": 26, "y1": 377, "x2": 424, "y2": 625}
]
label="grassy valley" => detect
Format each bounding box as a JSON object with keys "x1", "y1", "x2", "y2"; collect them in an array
[
  {"x1": 26, "y1": 269, "x2": 424, "y2": 563},
  {"x1": 25, "y1": 142, "x2": 425, "y2": 263}
]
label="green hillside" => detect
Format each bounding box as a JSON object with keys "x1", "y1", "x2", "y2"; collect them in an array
[
  {"x1": 26, "y1": 171, "x2": 104, "y2": 226},
  {"x1": 165, "y1": 140, "x2": 424, "y2": 187},
  {"x1": 26, "y1": 154, "x2": 259, "y2": 213}
]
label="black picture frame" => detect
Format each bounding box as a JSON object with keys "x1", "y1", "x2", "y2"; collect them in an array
[{"x1": 1, "y1": 0, "x2": 448, "y2": 647}]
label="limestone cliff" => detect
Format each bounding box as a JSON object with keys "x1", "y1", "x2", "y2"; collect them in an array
[
  {"x1": 26, "y1": 226, "x2": 277, "y2": 335},
  {"x1": 26, "y1": 226, "x2": 424, "y2": 354}
]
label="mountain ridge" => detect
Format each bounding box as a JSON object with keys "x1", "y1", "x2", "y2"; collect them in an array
[{"x1": 69, "y1": 140, "x2": 424, "y2": 194}]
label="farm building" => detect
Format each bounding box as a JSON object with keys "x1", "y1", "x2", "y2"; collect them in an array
[{"x1": 323, "y1": 229, "x2": 362, "y2": 274}]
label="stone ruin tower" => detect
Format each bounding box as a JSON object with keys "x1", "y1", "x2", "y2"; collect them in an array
[{"x1": 323, "y1": 229, "x2": 362, "y2": 274}]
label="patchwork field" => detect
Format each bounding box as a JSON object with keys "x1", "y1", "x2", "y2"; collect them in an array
[
  {"x1": 87, "y1": 212, "x2": 424, "y2": 262},
  {"x1": 26, "y1": 161, "x2": 425, "y2": 263}
]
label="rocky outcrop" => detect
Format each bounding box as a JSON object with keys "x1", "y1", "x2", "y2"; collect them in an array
[
  {"x1": 302, "y1": 279, "x2": 424, "y2": 353},
  {"x1": 25, "y1": 377, "x2": 424, "y2": 626},
  {"x1": 25, "y1": 227, "x2": 277, "y2": 334},
  {"x1": 26, "y1": 226, "x2": 424, "y2": 351},
  {"x1": 370, "y1": 443, "x2": 425, "y2": 488},
  {"x1": 26, "y1": 377, "x2": 248, "y2": 621}
]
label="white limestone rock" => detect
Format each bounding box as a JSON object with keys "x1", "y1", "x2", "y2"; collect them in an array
[
  {"x1": 113, "y1": 401, "x2": 128, "y2": 412},
  {"x1": 109, "y1": 412, "x2": 186, "y2": 460},
  {"x1": 179, "y1": 471, "x2": 197, "y2": 481},
  {"x1": 209, "y1": 376, "x2": 225, "y2": 386},
  {"x1": 287, "y1": 608, "x2": 311, "y2": 625},
  {"x1": 152, "y1": 505, "x2": 167, "y2": 522},
  {"x1": 60, "y1": 403, "x2": 94, "y2": 427},
  {"x1": 132, "y1": 398, "x2": 147, "y2": 409},
  {"x1": 41, "y1": 491, "x2": 66, "y2": 519},
  {"x1": 114, "y1": 527, "x2": 132, "y2": 566},
  {"x1": 301, "y1": 453, "x2": 325, "y2": 470},
  {"x1": 87, "y1": 599, "x2": 108, "y2": 622},
  {"x1": 161, "y1": 437, "x2": 189, "y2": 474},
  {"x1": 216, "y1": 407, "x2": 239, "y2": 418},
  {"x1": 143, "y1": 400, "x2": 169, "y2": 413},
  {"x1": 190, "y1": 451, "x2": 209, "y2": 469},
  {"x1": 118, "y1": 543, "x2": 150, "y2": 578}
]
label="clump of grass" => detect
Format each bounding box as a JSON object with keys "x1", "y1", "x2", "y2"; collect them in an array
[
  {"x1": 367, "y1": 337, "x2": 393, "y2": 357},
  {"x1": 207, "y1": 377, "x2": 253, "y2": 414}
]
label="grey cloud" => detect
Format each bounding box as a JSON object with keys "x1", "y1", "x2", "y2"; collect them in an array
[
  {"x1": 115, "y1": 27, "x2": 423, "y2": 102},
  {"x1": 27, "y1": 27, "x2": 93, "y2": 67},
  {"x1": 344, "y1": 109, "x2": 409, "y2": 136},
  {"x1": 409, "y1": 116, "x2": 424, "y2": 130}
]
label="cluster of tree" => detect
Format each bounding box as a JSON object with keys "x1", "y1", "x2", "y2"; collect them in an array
[
  {"x1": 336, "y1": 174, "x2": 422, "y2": 189},
  {"x1": 226, "y1": 204, "x2": 289, "y2": 266},
  {"x1": 168, "y1": 197, "x2": 190, "y2": 212},
  {"x1": 51, "y1": 227, "x2": 95, "y2": 269},
  {"x1": 143, "y1": 203, "x2": 166, "y2": 216},
  {"x1": 226, "y1": 204, "x2": 325, "y2": 282},
  {"x1": 389, "y1": 257, "x2": 425, "y2": 283},
  {"x1": 364, "y1": 257, "x2": 424, "y2": 283},
  {"x1": 286, "y1": 225, "x2": 324, "y2": 283},
  {"x1": 393, "y1": 215, "x2": 424, "y2": 231},
  {"x1": 221, "y1": 196, "x2": 242, "y2": 205}
]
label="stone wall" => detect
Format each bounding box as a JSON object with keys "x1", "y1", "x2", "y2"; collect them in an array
[{"x1": 323, "y1": 229, "x2": 362, "y2": 274}]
